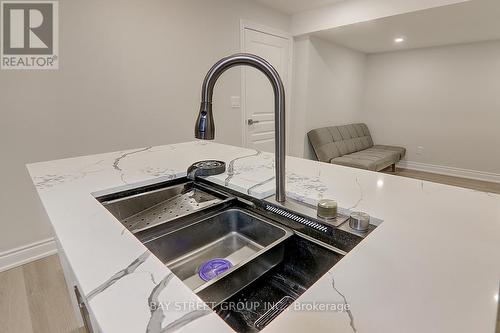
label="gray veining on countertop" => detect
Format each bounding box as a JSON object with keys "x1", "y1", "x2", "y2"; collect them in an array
[
  {"x1": 248, "y1": 175, "x2": 275, "y2": 195},
  {"x1": 160, "y1": 308, "x2": 213, "y2": 333},
  {"x1": 113, "y1": 146, "x2": 153, "y2": 183},
  {"x1": 34, "y1": 173, "x2": 83, "y2": 189},
  {"x1": 347, "y1": 178, "x2": 363, "y2": 210},
  {"x1": 330, "y1": 273, "x2": 357, "y2": 333},
  {"x1": 87, "y1": 251, "x2": 151, "y2": 301},
  {"x1": 34, "y1": 159, "x2": 106, "y2": 189},
  {"x1": 141, "y1": 166, "x2": 178, "y2": 179},
  {"x1": 225, "y1": 149, "x2": 262, "y2": 186},
  {"x1": 146, "y1": 273, "x2": 175, "y2": 333}
]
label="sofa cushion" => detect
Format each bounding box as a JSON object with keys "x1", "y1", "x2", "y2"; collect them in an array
[
  {"x1": 372, "y1": 145, "x2": 406, "y2": 159},
  {"x1": 308, "y1": 123, "x2": 373, "y2": 162},
  {"x1": 331, "y1": 147, "x2": 400, "y2": 171}
]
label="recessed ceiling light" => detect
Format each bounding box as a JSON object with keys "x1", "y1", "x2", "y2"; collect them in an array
[{"x1": 394, "y1": 37, "x2": 405, "y2": 43}]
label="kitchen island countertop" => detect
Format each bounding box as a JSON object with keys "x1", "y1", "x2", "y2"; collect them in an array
[{"x1": 27, "y1": 141, "x2": 500, "y2": 333}]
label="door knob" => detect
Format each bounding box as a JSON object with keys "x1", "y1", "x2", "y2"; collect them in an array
[{"x1": 247, "y1": 119, "x2": 260, "y2": 125}]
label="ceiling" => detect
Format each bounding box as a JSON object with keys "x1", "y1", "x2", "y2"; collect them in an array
[
  {"x1": 312, "y1": 0, "x2": 500, "y2": 54},
  {"x1": 254, "y1": 0, "x2": 346, "y2": 15}
]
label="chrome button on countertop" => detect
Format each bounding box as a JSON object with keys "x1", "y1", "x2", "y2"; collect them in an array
[{"x1": 349, "y1": 212, "x2": 370, "y2": 232}]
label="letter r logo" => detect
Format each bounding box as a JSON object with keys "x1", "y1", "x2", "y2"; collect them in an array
[{"x1": 2, "y1": 2, "x2": 53, "y2": 54}]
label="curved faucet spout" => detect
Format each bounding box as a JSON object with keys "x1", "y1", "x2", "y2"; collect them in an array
[{"x1": 195, "y1": 53, "x2": 286, "y2": 203}]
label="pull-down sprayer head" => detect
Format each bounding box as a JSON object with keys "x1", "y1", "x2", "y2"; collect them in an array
[{"x1": 195, "y1": 102, "x2": 215, "y2": 140}]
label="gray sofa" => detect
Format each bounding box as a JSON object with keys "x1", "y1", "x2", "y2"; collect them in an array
[{"x1": 307, "y1": 123, "x2": 406, "y2": 171}]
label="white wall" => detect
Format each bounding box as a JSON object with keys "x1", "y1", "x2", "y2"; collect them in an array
[
  {"x1": 361, "y1": 40, "x2": 500, "y2": 174},
  {"x1": 291, "y1": 37, "x2": 367, "y2": 158},
  {"x1": 0, "y1": 0, "x2": 289, "y2": 256},
  {"x1": 291, "y1": 0, "x2": 470, "y2": 36}
]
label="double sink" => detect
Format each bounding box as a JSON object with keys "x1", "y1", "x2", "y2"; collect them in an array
[{"x1": 98, "y1": 179, "x2": 347, "y2": 332}]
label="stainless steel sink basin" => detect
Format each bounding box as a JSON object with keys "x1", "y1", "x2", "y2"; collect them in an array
[
  {"x1": 143, "y1": 208, "x2": 293, "y2": 305},
  {"x1": 99, "y1": 180, "x2": 226, "y2": 233},
  {"x1": 97, "y1": 178, "x2": 348, "y2": 329}
]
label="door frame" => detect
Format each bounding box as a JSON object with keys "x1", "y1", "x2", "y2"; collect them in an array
[{"x1": 239, "y1": 19, "x2": 294, "y2": 154}]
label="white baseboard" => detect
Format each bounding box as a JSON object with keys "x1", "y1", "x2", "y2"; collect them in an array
[
  {"x1": 0, "y1": 238, "x2": 57, "y2": 273},
  {"x1": 397, "y1": 160, "x2": 500, "y2": 184}
]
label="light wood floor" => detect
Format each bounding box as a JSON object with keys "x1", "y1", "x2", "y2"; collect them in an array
[
  {"x1": 0, "y1": 255, "x2": 85, "y2": 333},
  {"x1": 382, "y1": 167, "x2": 500, "y2": 194}
]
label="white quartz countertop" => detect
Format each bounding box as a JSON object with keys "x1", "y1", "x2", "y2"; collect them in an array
[{"x1": 27, "y1": 141, "x2": 500, "y2": 333}]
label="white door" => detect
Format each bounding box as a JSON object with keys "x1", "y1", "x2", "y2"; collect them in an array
[{"x1": 242, "y1": 28, "x2": 291, "y2": 153}]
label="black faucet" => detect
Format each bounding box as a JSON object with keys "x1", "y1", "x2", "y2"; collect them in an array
[{"x1": 194, "y1": 53, "x2": 286, "y2": 203}]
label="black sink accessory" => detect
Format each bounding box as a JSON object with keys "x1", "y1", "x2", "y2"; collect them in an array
[{"x1": 187, "y1": 160, "x2": 226, "y2": 180}]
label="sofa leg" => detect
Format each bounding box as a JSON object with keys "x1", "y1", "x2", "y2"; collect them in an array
[{"x1": 391, "y1": 163, "x2": 396, "y2": 172}]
